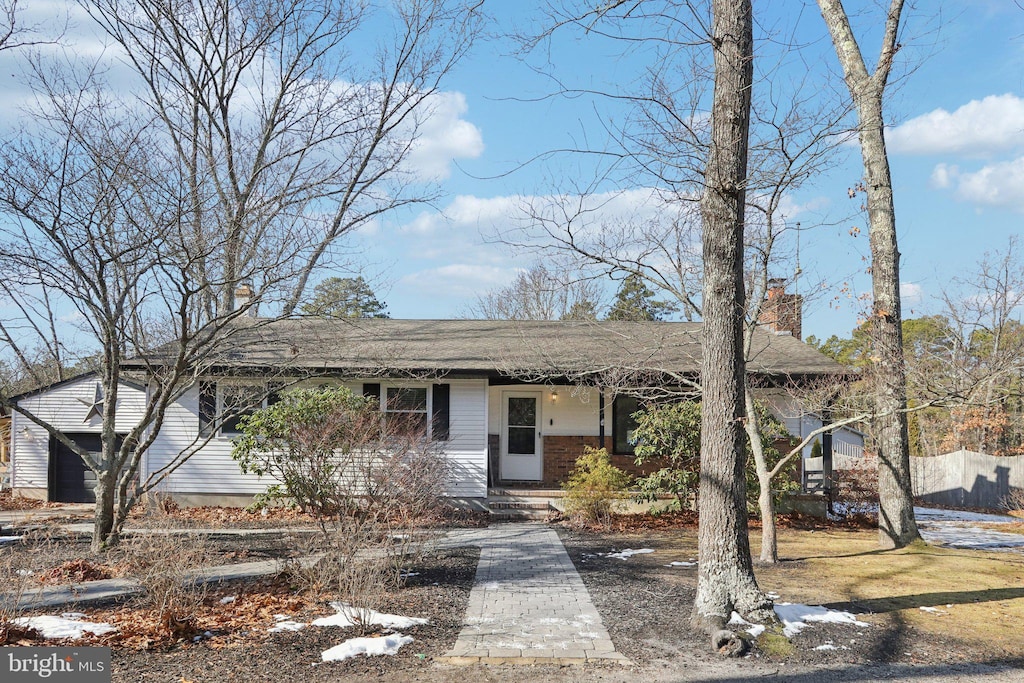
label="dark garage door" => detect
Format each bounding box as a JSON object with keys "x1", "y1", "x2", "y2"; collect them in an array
[{"x1": 50, "y1": 433, "x2": 101, "y2": 503}]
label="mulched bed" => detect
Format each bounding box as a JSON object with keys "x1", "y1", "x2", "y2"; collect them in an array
[
  {"x1": 4, "y1": 531, "x2": 316, "y2": 581},
  {"x1": 106, "y1": 547, "x2": 478, "y2": 681},
  {"x1": 128, "y1": 502, "x2": 490, "y2": 530}
]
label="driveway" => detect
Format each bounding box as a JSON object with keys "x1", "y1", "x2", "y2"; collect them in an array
[{"x1": 914, "y1": 506, "x2": 1024, "y2": 552}]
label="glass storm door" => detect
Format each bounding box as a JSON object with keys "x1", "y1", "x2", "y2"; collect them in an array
[{"x1": 501, "y1": 393, "x2": 542, "y2": 481}]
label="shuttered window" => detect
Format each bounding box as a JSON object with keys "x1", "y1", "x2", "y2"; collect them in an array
[
  {"x1": 431, "y1": 384, "x2": 450, "y2": 441},
  {"x1": 198, "y1": 381, "x2": 217, "y2": 437},
  {"x1": 613, "y1": 395, "x2": 640, "y2": 455}
]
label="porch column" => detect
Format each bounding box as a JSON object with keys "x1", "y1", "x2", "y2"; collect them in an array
[
  {"x1": 822, "y1": 406, "x2": 834, "y2": 513},
  {"x1": 598, "y1": 387, "x2": 605, "y2": 447}
]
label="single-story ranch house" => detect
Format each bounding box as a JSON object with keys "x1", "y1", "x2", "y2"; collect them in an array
[{"x1": 8, "y1": 318, "x2": 856, "y2": 506}]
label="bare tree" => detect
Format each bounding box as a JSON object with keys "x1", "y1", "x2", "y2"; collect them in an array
[
  {"x1": 508, "y1": 1, "x2": 849, "y2": 567},
  {"x1": 816, "y1": 0, "x2": 920, "y2": 549},
  {"x1": 0, "y1": 0, "x2": 63, "y2": 52},
  {"x1": 690, "y1": 0, "x2": 776, "y2": 641},
  {"x1": 0, "y1": 0, "x2": 481, "y2": 549},
  {"x1": 81, "y1": 0, "x2": 481, "y2": 316},
  {"x1": 467, "y1": 263, "x2": 604, "y2": 320}
]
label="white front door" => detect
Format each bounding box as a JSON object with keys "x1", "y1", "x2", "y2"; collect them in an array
[{"x1": 501, "y1": 392, "x2": 543, "y2": 481}]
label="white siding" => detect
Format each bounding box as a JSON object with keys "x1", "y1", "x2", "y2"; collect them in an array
[
  {"x1": 145, "y1": 384, "x2": 271, "y2": 495},
  {"x1": 148, "y1": 378, "x2": 490, "y2": 499},
  {"x1": 11, "y1": 376, "x2": 147, "y2": 491},
  {"x1": 487, "y1": 385, "x2": 602, "y2": 438},
  {"x1": 763, "y1": 392, "x2": 865, "y2": 458},
  {"x1": 443, "y1": 379, "x2": 488, "y2": 497}
]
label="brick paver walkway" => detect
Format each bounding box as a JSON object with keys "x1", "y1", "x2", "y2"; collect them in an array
[{"x1": 440, "y1": 523, "x2": 628, "y2": 665}]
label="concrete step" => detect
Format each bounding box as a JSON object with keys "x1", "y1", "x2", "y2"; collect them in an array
[
  {"x1": 488, "y1": 501, "x2": 552, "y2": 511},
  {"x1": 488, "y1": 488, "x2": 566, "y2": 498},
  {"x1": 488, "y1": 508, "x2": 553, "y2": 522},
  {"x1": 485, "y1": 497, "x2": 556, "y2": 521}
]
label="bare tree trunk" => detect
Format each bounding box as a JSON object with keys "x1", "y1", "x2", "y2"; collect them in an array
[
  {"x1": 816, "y1": 0, "x2": 919, "y2": 549},
  {"x1": 744, "y1": 386, "x2": 778, "y2": 563},
  {"x1": 864, "y1": 98, "x2": 919, "y2": 547},
  {"x1": 92, "y1": 469, "x2": 117, "y2": 552},
  {"x1": 691, "y1": 0, "x2": 774, "y2": 637}
]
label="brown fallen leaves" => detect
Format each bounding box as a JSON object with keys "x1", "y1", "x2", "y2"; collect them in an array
[
  {"x1": 9, "y1": 577, "x2": 319, "y2": 650},
  {"x1": 37, "y1": 559, "x2": 118, "y2": 585}
]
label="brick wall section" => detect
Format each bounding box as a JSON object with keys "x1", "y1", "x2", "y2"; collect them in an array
[
  {"x1": 541, "y1": 435, "x2": 663, "y2": 487},
  {"x1": 539, "y1": 435, "x2": 802, "y2": 488}
]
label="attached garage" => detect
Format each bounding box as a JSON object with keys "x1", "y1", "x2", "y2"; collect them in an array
[
  {"x1": 9, "y1": 373, "x2": 146, "y2": 502},
  {"x1": 49, "y1": 433, "x2": 101, "y2": 503}
]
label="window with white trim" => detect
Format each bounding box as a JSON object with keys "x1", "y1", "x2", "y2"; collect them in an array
[
  {"x1": 219, "y1": 384, "x2": 267, "y2": 435},
  {"x1": 198, "y1": 382, "x2": 273, "y2": 437},
  {"x1": 384, "y1": 386, "x2": 429, "y2": 435}
]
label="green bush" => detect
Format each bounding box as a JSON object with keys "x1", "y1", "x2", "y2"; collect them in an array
[
  {"x1": 632, "y1": 401, "x2": 701, "y2": 510},
  {"x1": 810, "y1": 439, "x2": 823, "y2": 460},
  {"x1": 562, "y1": 447, "x2": 631, "y2": 526},
  {"x1": 630, "y1": 399, "x2": 799, "y2": 512}
]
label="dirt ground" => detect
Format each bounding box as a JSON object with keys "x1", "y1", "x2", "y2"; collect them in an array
[{"x1": 4, "y1": 506, "x2": 1024, "y2": 682}]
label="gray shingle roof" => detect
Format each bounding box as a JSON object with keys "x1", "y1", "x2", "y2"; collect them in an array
[{"x1": 146, "y1": 318, "x2": 844, "y2": 379}]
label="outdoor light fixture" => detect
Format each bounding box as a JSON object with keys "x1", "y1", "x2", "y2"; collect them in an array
[{"x1": 550, "y1": 390, "x2": 558, "y2": 402}]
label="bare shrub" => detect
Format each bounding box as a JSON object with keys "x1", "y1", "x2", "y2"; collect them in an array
[
  {"x1": 1001, "y1": 488, "x2": 1024, "y2": 516},
  {"x1": 122, "y1": 532, "x2": 209, "y2": 637},
  {"x1": 0, "y1": 540, "x2": 41, "y2": 644},
  {"x1": 232, "y1": 387, "x2": 450, "y2": 630},
  {"x1": 837, "y1": 463, "x2": 879, "y2": 503}
]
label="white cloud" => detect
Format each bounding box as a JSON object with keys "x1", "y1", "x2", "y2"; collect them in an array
[
  {"x1": 900, "y1": 282, "x2": 923, "y2": 303},
  {"x1": 398, "y1": 264, "x2": 519, "y2": 298},
  {"x1": 930, "y1": 163, "x2": 957, "y2": 189},
  {"x1": 888, "y1": 94, "x2": 1024, "y2": 156},
  {"x1": 942, "y1": 156, "x2": 1024, "y2": 211},
  {"x1": 428, "y1": 187, "x2": 668, "y2": 234},
  {"x1": 405, "y1": 92, "x2": 484, "y2": 181}
]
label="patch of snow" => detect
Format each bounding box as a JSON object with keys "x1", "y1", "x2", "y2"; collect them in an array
[
  {"x1": 828, "y1": 501, "x2": 877, "y2": 520},
  {"x1": 400, "y1": 572, "x2": 420, "y2": 578},
  {"x1": 914, "y1": 506, "x2": 1019, "y2": 524},
  {"x1": 814, "y1": 643, "x2": 838, "y2": 651},
  {"x1": 665, "y1": 561, "x2": 696, "y2": 568},
  {"x1": 268, "y1": 620, "x2": 307, "y2": 633},
  {"x1": 728, "y1": 612, "x2": 764, "y2": 638},
  {"x1": 312, "y1": 603, "x2": 428, "y2": 630},
  {"x1": 919, "y1": 606, "x2": 946, "y2": 615},
  {"x1": 15, "y1": 615, "x2": 117, "y2": 639},
  {"x1": 729, "y1": 603, "x2": 870, "y2": 641},
  {"x1": 323, "y1": 634, "x2": 415, "y2": 663},
  {"x1": 606, "y1": 548, "x2": 654, "y2": 560},
  {"x1": 219, "y1": 596, "x2": 237, "y2": 605},
  {"x1": 774, "y1": 603, "x2": 870, "y2": 638},
  {"x1": 16, "y1": 569, "x2": 34, "y2": 576}
]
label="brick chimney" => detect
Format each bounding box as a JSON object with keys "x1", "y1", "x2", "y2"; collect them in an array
[
  {"x1": 234, "y1": 283, "x2": 254, "y2": 313},
  {"x1": 758, "y1": 278, "x2": 803, "y2": 339}
]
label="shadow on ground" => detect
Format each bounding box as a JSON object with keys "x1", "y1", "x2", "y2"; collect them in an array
[{"x1": 824, "y1": 586, "x2": 1024, "y2": 614}]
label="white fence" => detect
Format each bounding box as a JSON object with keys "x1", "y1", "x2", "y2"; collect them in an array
[{"x1": 910, "y1": 449, "x2": 1024, "y2": 509}]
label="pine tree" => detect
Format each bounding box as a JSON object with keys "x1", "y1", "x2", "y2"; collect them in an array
[
  {"x1": 300, "y1": 277, "x2": 389, "y2": 318},
  {"x1": 605, "y1": 274, "x2": 676, "y2": 321}
]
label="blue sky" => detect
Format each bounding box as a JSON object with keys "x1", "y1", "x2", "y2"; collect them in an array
[
  {"x1": 3, "y1": 1, "x2": 1023, "y2": 344},
  {"x1": 346, "y1": 0, "x2": 1024, "y2": 341}
]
